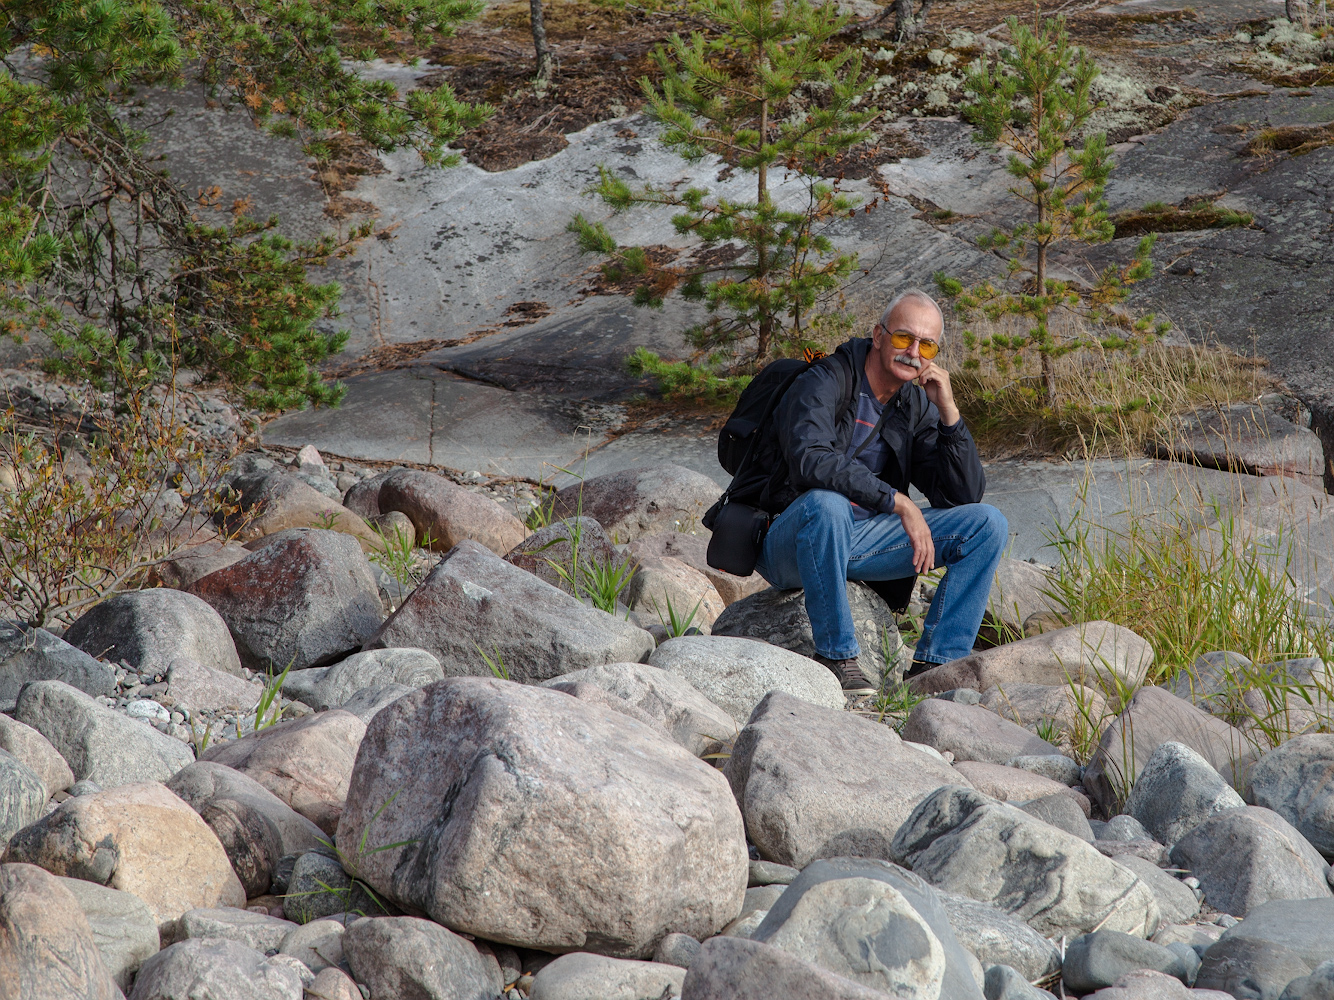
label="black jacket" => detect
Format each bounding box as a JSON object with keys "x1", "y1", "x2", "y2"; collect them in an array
[{"x1": 770, "y1": 336, "x2": 986, "y2": 515}]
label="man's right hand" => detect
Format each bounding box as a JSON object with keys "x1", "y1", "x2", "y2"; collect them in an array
[{"x1": 894, "y1": 492, "x2": 935, "y2": 573}]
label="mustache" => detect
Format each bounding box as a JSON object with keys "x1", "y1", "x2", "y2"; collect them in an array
[{"x1": 893, "y1": 354, "x2": 922, "y2": 370}]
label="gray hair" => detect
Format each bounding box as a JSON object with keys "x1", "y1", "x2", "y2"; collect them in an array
[{"x1": 879, "y1": 288, "x2": 944, "y2": 335}]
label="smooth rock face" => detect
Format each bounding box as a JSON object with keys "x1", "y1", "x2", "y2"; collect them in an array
[
  {"x1": 751, "y1": 858, "x2": 984, "y2": 1000},
  {"x1": 506, "y1": 517, "x2": 618, "y2": 590},
  {"x1": 891, "y1": 786, "x2": 1160, "y2": 939},
  {"x1": 648, "y1": 635, "x2": 843, "y2": 722},
  {"x1": 1081, "y1": 968, "x2": 1218, "y2": 1000},
  {"x1": 952, "y1": 762, "x2": 1079, "y2": 808},
  {"x1": 0, "y1": 751, "x2": 48, "y2": 851},
  {"x1": 1083, "y1": 686, "x2": 1257, "y2": 814},
  {"x1": 1111, "y1": 854, "x2": 1200, "y2": 925},
  {"x1": 127, "y1": 936, "x2": 303, "y2": 1000},
  {"x1": 0, "y1": 863, "x2": 121, "y2": 1000},
  {"x1": 680, "y1": 935, "x2": 900, "y2": 1000},
  {"x1": 15, "y1": 680, "x2": 194, "y2": 788},
  {"x1": 985, "y1": 964, "x2": 1059, "y2": 1000},
  {"x1": 907, "y1": 621, "x2": 1153, "y2": 696},
  {"x1": 167, "y1": 761, "x2": 325, "y2": 897},
  {"x1": 180, "y1": 907, "x2": 297, "y2": 954},
  {"x1": 1062, "y1": 931, "x2": 1189, "y2": 994},
  {"x1": 65, "y1": 589, "x2": 243, "y2": 678},
  {"x1": 342, "y1": 915, "x2": 502, "y2": 1000},
  {"x1": 624, "y1": 531, "x2": 767, "y2": 606},
  {"x1": 0, "y1": 714, "x2": 74, "y2": 797},
  {"x1": 626, "y1": 555, "x2": 726, "y2": 631},
  {"x1": 724, "y1": 692, "x2": 964, "y2": 868},
  {"x1": 200, "y1": 710, "x2": 366, "y2": 835},
  {"x1": 1125, "y1": 741, "x2": 1245, "y2": 847},
  {"x1": 336, "y1": 678, "x2": 748, "y2": 958},
  {"x1": 378, "y1": 468, "x2": 526, "y2": 555},
  {"x1": 311, "y1": 647, "x2": 443, "y2": 710},
  {"x1": 654, "y1": 933, "x2": 701, "y2": 969},
  {"x1": 552, "y1": 464, "x2": 720, "y2": 542},
  {"x1": 365, "y1": 540, "x2": 654, "y2": 683},
  {"x1": 529, "y1": 952, "x2": 687, "y2": 1000},
  {"x1": 224, "y1": 468, "x2": 379, "y2": 552},
  {"x1": 166, "y1": 657, "x2": 262, "y2": 714},
  {"x1": 0, "y1": 620, "x2": 116, "y2": 712},
  {"x1": 4, "y1": 782, "x2": 244, "y2": 932},
  {"x1": 1196, "y1": 898, "x2": 1334, "y2": 997},
  {"x1": 1160, "y1": 402, "x2": 1325, "y2": 481},
  {"x1": 1006, "y1": 754, "x2": 1081, "y2": 786},
  {"x1": 1017, "y1": 792, "x2": 1095, "y2": 841},
  {"x1": 279, "y1": 917, "x2": 346, "y2": 974},
  {"x1": 939, "y1": 892, "x2": 1062, "y2": 982},
  {"x1": 305, "y1": 967, "x2": 361, "y2": 1000},
  {"x1": 57, "y1": 876, "x2": 159, "y2": 990},
  {"x1": 710, "y1": 582, "x2": 901, "y2": 689},
  {"x1": 338, "y1": 683, "x2": 412, "y2": 722},
  {"x1": 190, "y1": 528, "x2": 383, "y2": 672},
  {"x1": 1247, "y1": 734, "x2": 1334, "y2": 858},
  {"x1": 541, "y1": 662, "x2": 738, "y2": 757},
  {"x1": 902, "y1": 699, "x2": 1060, "y2": 764},
  {"x1": 1169, "y1": 806, "x2": 1333, "y2": 917}
]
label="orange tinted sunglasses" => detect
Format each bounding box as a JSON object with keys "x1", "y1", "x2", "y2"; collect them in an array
[{"x1": 882, "y1": 328, "x2": 940, "y2": 360}]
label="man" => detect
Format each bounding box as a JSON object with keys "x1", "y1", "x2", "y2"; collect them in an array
[{"x1": 755, "y1": 288, "x2": 1008, "y2": 693}]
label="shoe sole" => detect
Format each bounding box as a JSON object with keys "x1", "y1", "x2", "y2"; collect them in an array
[{"x1": 841, "y1": 684, "x2": 877, "y2": 695}]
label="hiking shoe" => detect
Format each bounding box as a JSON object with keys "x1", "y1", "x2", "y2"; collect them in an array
[
  {"x1": 815, "y1": 655, "x2": 877, "y2": 695},
  {"x1": 903, "y1": 659, "x2": 937, "y2": 681}
]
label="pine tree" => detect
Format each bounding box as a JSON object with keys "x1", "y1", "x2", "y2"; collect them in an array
[{"x1": 569, "y1": 0, "x2": 876, "y2": 370}]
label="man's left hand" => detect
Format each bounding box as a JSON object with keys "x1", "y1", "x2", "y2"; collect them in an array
[{"x1": 917, "y1": 361, "x2": 960, "y2": 427}]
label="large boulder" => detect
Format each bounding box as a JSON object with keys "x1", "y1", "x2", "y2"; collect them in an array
[
  {"x1": 505, "y1": 517, "x2": 617, "y2": 590},
  {"x1": 1062, "y1": 930, "x2": 1190, "y2": 994},
  {"x1": 57, "y1": 877, "x2": 159, "y2": 991},
  {"x1": 4, "y1": 782, "x2": 245, "y2": 932},
  {"x1": 311, "y1": 647, "x2": 443, "y2": 710},
  {"x1": 64, "y1": 588, "x2": 242, "y2": 678},
  {"x1": 648, "y1": 635, "x2": 843, "y2": 722},
  {"x1": 982, "y1": 557, "x2": 1060, "y2": 641},
  {"x1": 1113, "y1": 854, "x2": 1200, "y2": 925},
  {"x1": 365, "y1": 539, "x2": 653, "y2": 682},
  {"x1": 624, "y1": 531, "x2": 768, "y2": 606},
  {"x1": 178, "y1": 908, "x2": 297, "y2": 954},
  {"x1": 165, "y1": 658, "x2": 262, "y2": 714},
  {"x1": 552, "y1": 464, "x2": 719, "y2": 542},
  {"x1": 908, "y1": 621, "x2": 1153, "y2": 696},
  {"x1": 189, "y1": 528, "x2": 383, "y2": 672},
  {"x1": 724, "y1": 692, "x2": 964, "y2": 868},
  {"x1": 750, "y1": 857, "x2": 984, "y2": 1000},
  {"x1": 0, "y1": 863, "x2": 121, "y2": 1000},
  {"x1": 335, "y1": 678, "x2": 748, "y2": 958},
  {"x1": 223, "y1": 467, "x2": 380, "y2": 552},
  {"x1": 166, "y1": 761, "x2": 327, "y2": 897},
  {"x1": 528, "y1": 952, "x2": 686, "y2": 1000},
  {"x1": 711, "y1": 583, "x2": 902, "y2": 689},
  {"x1": 199, "y1": 710, "x2": 365, "y2": 835},
  {"x1": 938, "y1": 892, "x2": 1062, "y2": 982},
  {"x1": 0, "y1": 714, "x2": 74, "y2": 797},
  {"x1": 378, "y1": 468, "x2": 526, "y2": 555},
  {"x1": 901, "y1": 699, "x2": 1060, "y2": 764},
  {"x1": 952, "y1": 762, "x2": 1082, "y2": 808},
  {"x1": 1169, "y1": 806, "x2": 1333, "y2": 917},
  {"x1": 15, "y1": 680, "x2": 194, "y2": 788},
  {"x1": 1158, "y1": 402, "x2": 1326, "y2": 481},
  {"x1": 1124, "y1": 741, "x2": 1245, "y2": 847},
  {"x1": 1083, "y1": 686, "x2": 1258, "y2": 814},
  {"x1": 342, "y1": 915, "x2": 502, "y2": 1000},
  {"x1": 0, "y1": 751, "x2": 47, "y2": 850},
  {"x1": 1196, "y1": 898, "x2": 1334, "y2": 998},
  {"x1": 625, "y1": 556, "x2": 726, "y2": 631},
  {"x1": 153, "y1": 538, "x2": 250, "y2": 590},
  {"x1": 978, "y1": 682, "x2": 1110, "y2": 745},
  {"x1": 1247, "y1": 734, "x2": 1334, "y2": 858},
  {"x1": 0, "y1": 620, "x2": 116, "y2": 712},
  {"x1": 680, "y1": 936, "x2": 896, "y2": 1000},
  {"x1": 540, "y1": 662, "x2": 738, "y2": 757},
  {"x1": 127, "y1": 937, "x2": 303, "y2": 1000},
  {"x1": 891, "y1": 786, "x2": 1160, "y2": 939}
]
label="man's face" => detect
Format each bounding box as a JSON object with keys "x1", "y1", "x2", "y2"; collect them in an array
[{"x1": 873, "y1": 301, "x2": 943, "y2": 383}]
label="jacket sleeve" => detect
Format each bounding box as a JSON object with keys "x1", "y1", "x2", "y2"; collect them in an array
[
  {"x1": 775, "y1": 362, "x2": 898, "y2": 514},
  {"x1": 909, "y1": 398, "x2": 986, "y2": 508}
]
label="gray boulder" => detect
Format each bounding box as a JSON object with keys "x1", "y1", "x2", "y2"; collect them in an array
[
  {"x1": 551, "y1": 464, "x2": 719, "y2": 542},
  {"x1": 624, "y1": 530, "x2": 768, "y2": 606},
  {"x1": 338, "y1": 683, "x2": 413, "y2": 721},
  {"x1": 15, "y1": 680, "x2": 194, "y2": 787},
  {"x1": 377, "y1": 468, "x2": 526, "y2": 555},
  {"x1": 0, "y1": 620, "x2": 116, "y2": 712},
  {"x1": 751, "y1": 857, "x2": 984, "y2": 1000},
  {"x1": 189, "y1": 528, "x2": 383, "y2": 672},
  {"x1": 710, "y1": 582, "x2": 901, "y2": 688},
  {"x1": 1062, "y1": 931, "x2": 1190, "y2": 994},
  {"x1": 365, "y1": 539, "x2": 653, "y2": 683},
  {"x1": 891, "y1": 785, "x2": 1160, "y2": 939},
  {"x1": 1167, "y1": 650, "x2": 1252, "y2": 715},
  {"x1": 0, "y1": 749, "x2": 48, "y2": 850},
  {"x1": 680, "y1": 935, "x2": 898, "y2": 1000},
  {"x1": 940, "y1": 892, "x2": 1062, "y2": 982},
  {"x1": 1170, "y1": 806, "x2": 1332, "y2": 917},
  {"x1": 1094, "y1": 815, "x2": 1153, "y2": 842},
  {"x1": 1006, "y1": 754, "x2": 1082, "y2": 786},
  {"x1": 541, "y1": 662, "x2": 738, "y2": 757},
  {"x1": 1281, "y1": 959, "x2": 1334, "y2": 1000},
  {"x1": 167, "y1": 761, "x2": 326, "y2": 897},
  {"x1": 165, "y1": 658, "x2": 261, "y2": 714},
  {"x1": 1197, "y1": 898, "x2": 1334, "y2": 997},
  {"x1": 1248, "y1": 734, "x2": 1334, "y2": 858},
  {"x1": 1111, "y1": 854, "x2": 1200, "y2": 924},
  {"x1": 654, "y1": 933, "x2": 701, "y2": 969},
  {"x1": 342, "y1": 915, "x2": 502, "y2": 1000},
  {"x1": 529, "y1": 952, "x2": 687, "y2": 1000},
  {"x1": 127, "y1": 937, "x2": 303, "y2": 1000},
  {"x1": 1159, "y1": 402, "x2": 1325, "y2": 481},
  {"x1": 984, "y1": 964, "x2": 1058, "y2": 1000},
  {"x1": 723, "y1": 691, "x2": 964, "y2": 868},
  {"x1": 57, "y1": 876, "x2": 159, "y2": 990},
  {"x1": 1125, "y1": 741, "x2": 1245, "y2": 847},
  {"x1": 506, "y1": 516, "x2": 618, "y2": 590},
  {"x1": 0, "y1": 714, "x2": 74, "y2": 797},
  {"x1": 64, "y1": 589, "x2": 242, "y2": 678},
  {"x1": 278, "y1": 916, "x2": 347, "y2": 974},
  {"x1": 335, "y1": 678, "x2": 748, "y2": 958},
  {"x1": 901, "y1": 699, "x2": 1060, "y2": 764},
  {"x1": 1017, "y1": 793, "x2": 1094, "y2": 842},
  {"x1": 283, "y1": 851, "x2": 387, "y2": 925},
  {"x1": 179, "y1": 907, "x2": 297, "y2": 954},
  {"x1": 749, "y1": 860, "x2": 799, "y2": 886},
  {"x1": 648, "y1": 635, "x2": 843, "y2": 722},
  {"x1": 311, "y1": 647, "x2": 443, "y2": 710}
]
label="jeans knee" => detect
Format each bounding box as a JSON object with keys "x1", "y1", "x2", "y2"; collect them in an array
[
  {"x1": 797, "y1": 489, "x2": 853, "y2": 525},
  {"x1": 975, "y1": 503, "x2": 1008, "y2": 553}
]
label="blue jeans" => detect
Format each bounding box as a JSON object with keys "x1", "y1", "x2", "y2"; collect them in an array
[{"x1": 755, "y1": 489, "x2": 1008, "y2": 665}]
